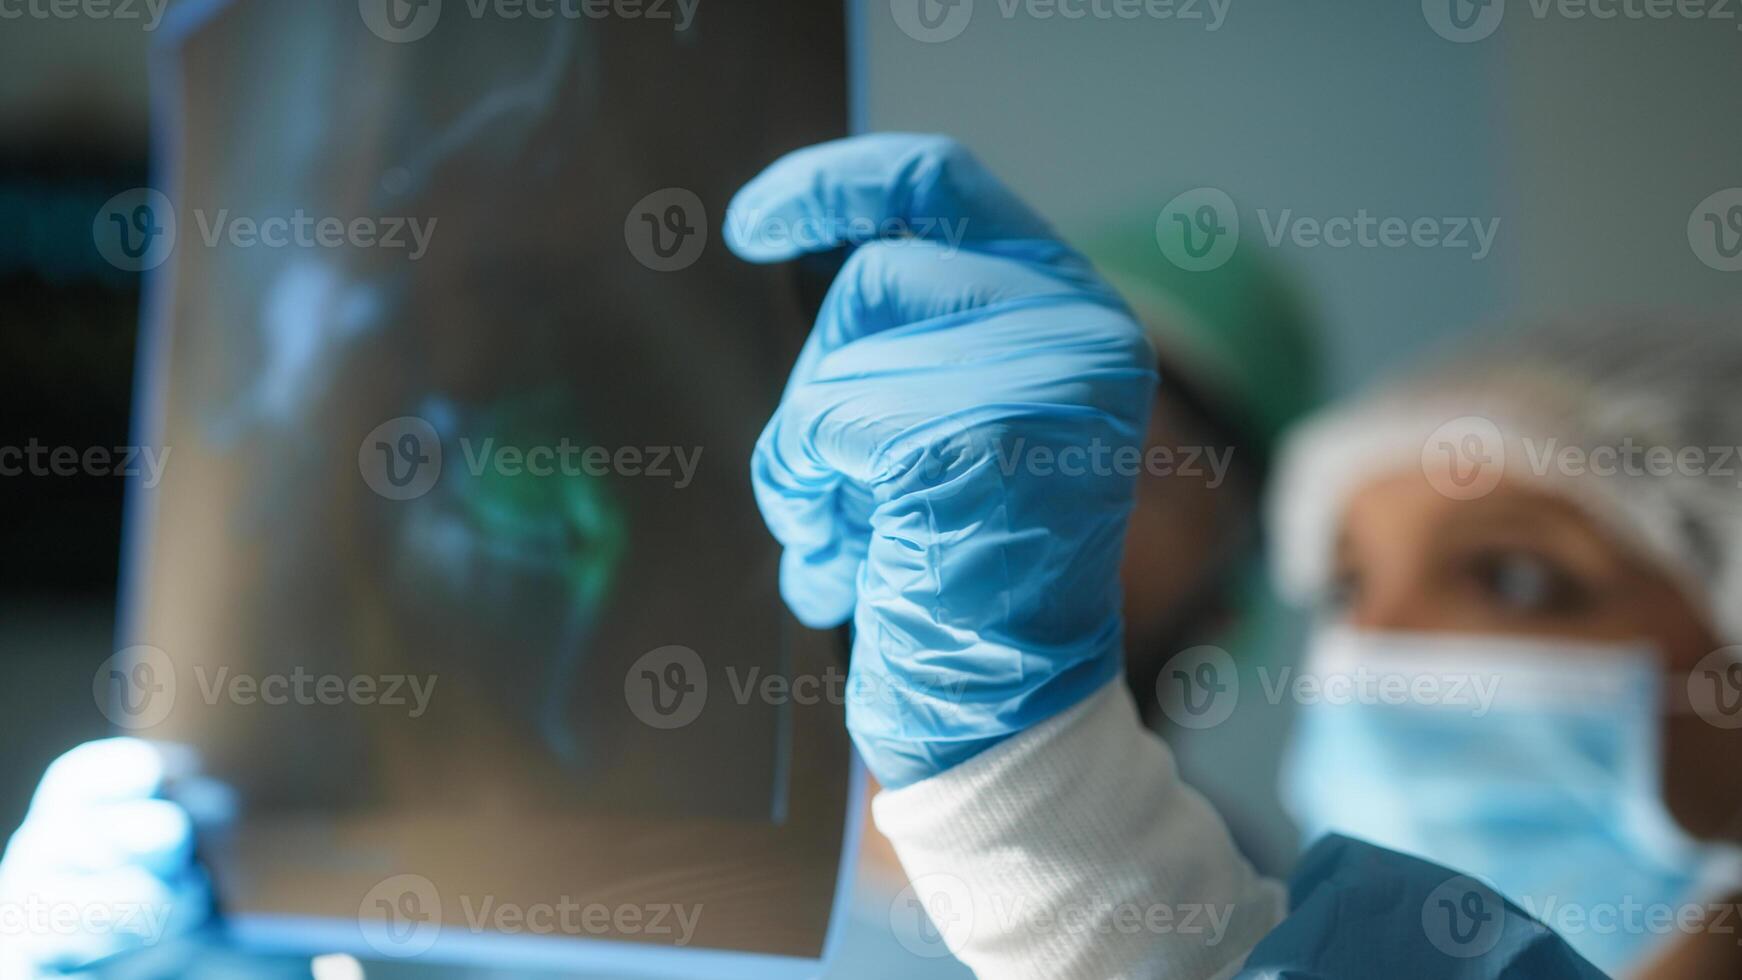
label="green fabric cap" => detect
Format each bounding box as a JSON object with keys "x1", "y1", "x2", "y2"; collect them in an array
[{"x1": 1078, "y1": 215, "x2": 1322, "y2": 460}]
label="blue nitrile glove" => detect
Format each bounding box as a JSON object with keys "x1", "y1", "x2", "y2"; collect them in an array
[
  {"x1": 726, "y1": 134, "x2": 1157, "y2": 788},
  {"x1": 0, "y1": 739, "x2": 211, "y2": 975}
]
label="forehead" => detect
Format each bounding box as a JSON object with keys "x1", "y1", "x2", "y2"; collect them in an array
[{"x1": 1335, "y1": 470, "x2": 1611, "y2": 556}]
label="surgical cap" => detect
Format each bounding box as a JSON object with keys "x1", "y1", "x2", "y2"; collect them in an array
[
  {"x1": 1270, "y1": 314, "x2": 1742, "y2": 643},
  {"x1": 1080, "y1": 217, "x2": 1321, "y2": 467}
]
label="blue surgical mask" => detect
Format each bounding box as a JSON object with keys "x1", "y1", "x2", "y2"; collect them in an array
[{"x1": 1281, "y1": 627, "x2": 1742, "y2": 976}]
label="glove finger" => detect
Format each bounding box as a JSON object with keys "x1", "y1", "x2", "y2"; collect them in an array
[
  {"x1": 724, "y1": 133, "x2": 1059, "y2": 263},
  {"x1": 1, "y1": 863, "x2": 207, "y2": 973},
  {"x1": 755, "y1": 241, "x2": 980, "y2": 627},
  {"x1": 753, "y1": 341, "x2": 880, "y2": 630},
  {"x1": 4, "y1": 799, "x2": 195, "y2": 878},
  {"x1": 756, "y1": 281, "x2": 1148, "y2": 631},
  {"x1": 28, "y1": 738, "x2": 166, "y2": 813},
  {"x1": 754, "y1": 323, "x2": 1004, "y2": 630},
  {"x1": 770, "y1": 478, "x2": 873, "y2": 629},
  {"x1": 783, "y1": 240, "x2": 1123, "y2": 397}
]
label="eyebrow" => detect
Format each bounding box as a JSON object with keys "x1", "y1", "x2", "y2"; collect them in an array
[
  {"x1": 1439, "y1": 495, "x2": 1592, "y2": 538},
  {"x1": 1442, "y1": 505, "x2": 1556, "y2": 534}
]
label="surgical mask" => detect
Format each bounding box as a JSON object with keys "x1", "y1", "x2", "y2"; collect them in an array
[{"x1": 1281, "y1": 627, "x2": 1742, "y2": 976}]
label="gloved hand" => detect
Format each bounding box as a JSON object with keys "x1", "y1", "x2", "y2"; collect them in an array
[
  {"x1": 0, "y1": 738, "x2": 211, "y2": 975},
  {"x1": 726, "y1": 134, "x2": 1156, "y2": 788}
]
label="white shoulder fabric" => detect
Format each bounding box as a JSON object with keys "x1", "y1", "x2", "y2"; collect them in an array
[{"x1": 873, "y1": 680, "x2": 1286, "y2": 979}]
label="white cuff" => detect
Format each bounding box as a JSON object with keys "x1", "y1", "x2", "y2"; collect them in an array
[{"x1": 873, "y1": 680, "x2": 1285, "y2": 979}]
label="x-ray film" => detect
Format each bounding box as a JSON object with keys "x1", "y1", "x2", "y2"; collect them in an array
[{"x1": 115, "y1": 0, "x2": 856, "y2": 972}]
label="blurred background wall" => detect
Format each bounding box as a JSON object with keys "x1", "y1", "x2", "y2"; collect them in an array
[
  {"x1": 861, "y1": 0, "x2": 1742, "y2": 390},
  {"x1": 3, "y1": 0, "x2": 1740, "y2": 864}
]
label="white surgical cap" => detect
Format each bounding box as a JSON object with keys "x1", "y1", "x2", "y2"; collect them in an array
[{"x1": 1269, "y1": 314, "x2": 1742, "y2": 643}]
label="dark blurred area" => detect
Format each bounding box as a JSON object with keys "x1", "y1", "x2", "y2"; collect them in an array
[
  {"x1": 1, "y1": 6, "x2": 152, "y2": 599},
  {"x1": 0, "y1": 143, "x2": 145, "y2": 593},
  {"x1": 0, "y1": 127, "x2": 152, "y2": 829}
]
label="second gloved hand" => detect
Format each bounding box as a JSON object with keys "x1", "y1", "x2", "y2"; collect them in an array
[
  {"x1": 0, "y1": 738, "x2": 212, "y2": 975},
  {"x1": 727, "y1": 134, "x2": 1157, "y2": 788}
]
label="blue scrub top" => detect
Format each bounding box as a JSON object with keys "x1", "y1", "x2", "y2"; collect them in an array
[{"x1": 1239, "y1": 835, "x2": 1608, "y2": 979}]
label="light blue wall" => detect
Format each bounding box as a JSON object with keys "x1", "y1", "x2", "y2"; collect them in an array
[
  {"x1": 862, "y1": 0, "x2": 1742, "y2": 394},
  {"x1": 862, "y1": 0, "x2": 1508, "y2": 392}
]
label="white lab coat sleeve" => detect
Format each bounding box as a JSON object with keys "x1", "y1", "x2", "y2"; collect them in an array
[{"x1": 871, "y1": 679, "x2": 1287, "y2": 980}]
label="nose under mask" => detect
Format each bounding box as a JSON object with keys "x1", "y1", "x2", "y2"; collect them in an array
[{"x1": 1281, "y1": 626, "x2": 1742, "y2": 976}]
